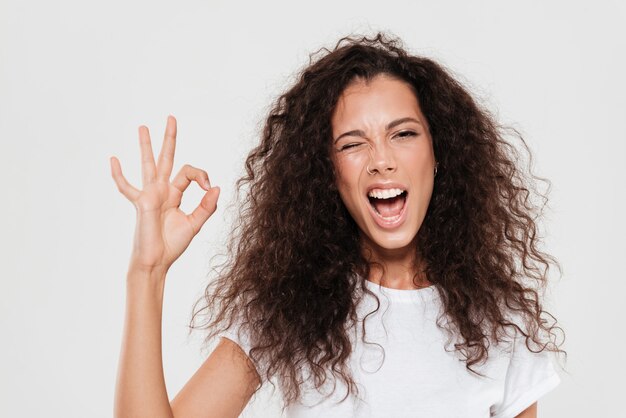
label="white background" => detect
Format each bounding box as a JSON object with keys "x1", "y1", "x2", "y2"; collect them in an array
[{"x1": 1, "y1": 0, "x2": 624, "y2": 417}]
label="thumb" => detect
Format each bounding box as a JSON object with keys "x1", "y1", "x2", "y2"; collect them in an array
[{"x1": 187, "y1": 186, "x2": 220, "y2": 234}]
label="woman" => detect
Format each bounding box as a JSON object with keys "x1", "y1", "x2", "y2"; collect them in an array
[{"x1": 111, "y1": 32, "x2": 566, "y2": 417}]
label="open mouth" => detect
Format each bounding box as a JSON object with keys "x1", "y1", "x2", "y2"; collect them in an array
[{"x1": 367, "y1": 190, "x2": 408, "y2": 220}]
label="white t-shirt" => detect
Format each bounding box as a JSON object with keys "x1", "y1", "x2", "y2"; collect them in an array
[{"x1": 220, "y1": 278, "x2": 561, "y2": 417}]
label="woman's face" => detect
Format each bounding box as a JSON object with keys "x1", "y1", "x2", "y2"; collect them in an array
[{"x1": 330, "y1": 73, "x2": 436, "y2": 254}]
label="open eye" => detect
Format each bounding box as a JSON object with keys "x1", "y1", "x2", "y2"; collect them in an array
[{"x1": 394, "y1": 130, "x2": 417, "y2": 139}]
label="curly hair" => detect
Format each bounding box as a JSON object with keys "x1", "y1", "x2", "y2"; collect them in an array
[{"x1": 189, "y1": 31, "x2": 567, "y2": 410}]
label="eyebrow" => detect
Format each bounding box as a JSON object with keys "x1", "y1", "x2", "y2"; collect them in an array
[{"x1": 333, "y1": 117, "x2": 422, "y2": 144}]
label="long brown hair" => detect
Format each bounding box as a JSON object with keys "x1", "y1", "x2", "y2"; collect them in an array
[{"x1": 189, "y1": 31, "x2": 567, "y2": 410}]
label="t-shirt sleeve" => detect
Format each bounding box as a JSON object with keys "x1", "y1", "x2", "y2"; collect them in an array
[
  {"x1": 490, "y1": 328, "x2": 561, "y2": 418},
  {"x1": 218, "y1": 318, "x2": 253, "y2": 358}
]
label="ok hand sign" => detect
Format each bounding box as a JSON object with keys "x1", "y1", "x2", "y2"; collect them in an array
[{"x1": 110, "y1": 115, "x2": 220, "y2": 274}]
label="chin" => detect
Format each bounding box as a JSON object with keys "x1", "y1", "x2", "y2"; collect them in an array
[{"x1": 362, "y1": 229, "x2": 418, "y2": 251}]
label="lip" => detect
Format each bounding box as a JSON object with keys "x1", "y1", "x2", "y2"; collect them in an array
[
  {"x1": 365, "y1": 181, "x2": 409, "y2": 195},
  {"x1": 365, "y1": 190, "x2": 409, "y2": 229}
]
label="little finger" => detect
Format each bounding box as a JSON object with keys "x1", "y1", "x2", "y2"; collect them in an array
[{"x1": 110, "y1": 156, "x2": 140, "y2": 201}]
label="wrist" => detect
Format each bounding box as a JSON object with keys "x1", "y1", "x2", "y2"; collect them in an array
[
  {"x1": 126, "y1": 265, "x2": 168, "y2": 288},
  {"x1": 127, "y1": 261, "x2": 169, "y2": 277}
]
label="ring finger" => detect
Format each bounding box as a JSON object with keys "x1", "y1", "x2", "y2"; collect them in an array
[{"x1": 138, "y1": 125, "x2": 157, "y2": 187}]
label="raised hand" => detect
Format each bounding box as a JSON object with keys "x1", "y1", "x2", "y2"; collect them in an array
[{"x1": 110, "y1": 115, "x2": 220, "y2": 274}]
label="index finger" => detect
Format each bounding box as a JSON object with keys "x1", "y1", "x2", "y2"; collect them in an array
[{"x1": 157, "y1": 115, "x2": 177, "y2": 182}]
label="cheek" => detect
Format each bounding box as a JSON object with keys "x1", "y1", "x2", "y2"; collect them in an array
[
  {"x1": 333, "y1": 156, "x2": 362, "y2": 191},
  {"x1": 337, "y1": 179, "x2": 359, "y2": 208},
  {"x1": 413, "y1": 171, "x2": 435, "y2": 209},
  {"x1": 333, "y1": 170, "x2": 364, "y2": 215},
  {"x1": 404, "y1": 146, "x2": 434, "y2": 176},
  {"x1": 400, "y1": 154, "x2": 435, "y2": 203}
]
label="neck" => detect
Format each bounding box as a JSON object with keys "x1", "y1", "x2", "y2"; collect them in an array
[{"x1": 360, "y1": 236, "x2": 432, "y2": 290}]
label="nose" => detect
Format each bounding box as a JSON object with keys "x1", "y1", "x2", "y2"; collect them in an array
[{"x1": 367, "y1": 142, "x2": 397, "y2": 174}]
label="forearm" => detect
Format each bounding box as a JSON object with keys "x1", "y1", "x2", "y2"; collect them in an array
[{"x1": 114, "y1": 268, "x2": 174, "y2": 418}]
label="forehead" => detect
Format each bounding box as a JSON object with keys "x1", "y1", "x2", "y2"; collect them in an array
[{"x1": 331, "y1": 74, "x2": 423, "y2": 131}]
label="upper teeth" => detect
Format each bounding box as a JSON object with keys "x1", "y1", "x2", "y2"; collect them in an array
[{"x1": 368, "y1": 188, "x2": 405, "y2": 199}]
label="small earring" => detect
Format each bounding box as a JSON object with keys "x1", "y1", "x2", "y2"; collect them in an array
[{"x1": 434, "y1": 162, "x2": 439, "y2": 177}]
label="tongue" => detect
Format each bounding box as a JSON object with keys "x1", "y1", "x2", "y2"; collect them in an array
[{"x1": 371, "y1": 194, "x2": 405, "y2": 217}]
